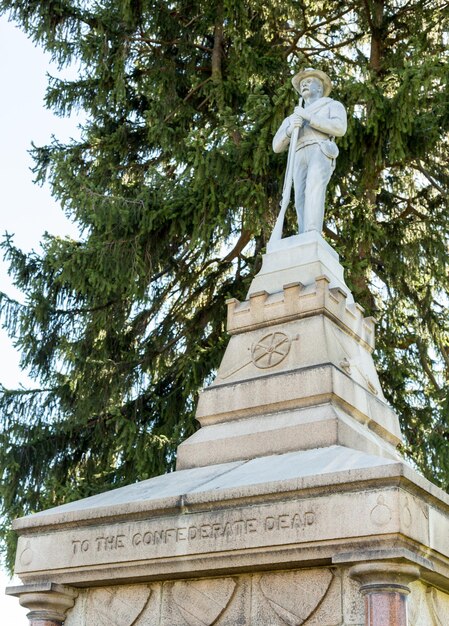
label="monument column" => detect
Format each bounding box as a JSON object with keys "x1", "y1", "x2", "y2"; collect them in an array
[
  {"x1": 349, "y1": 561, "x2": 420, "y2": 626},
  {"x1": 6, "y1": 582, "x2": 77, "y2": 626}
]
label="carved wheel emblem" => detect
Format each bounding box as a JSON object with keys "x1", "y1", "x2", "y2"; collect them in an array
[{"x1": 251, "y1": 332, "x2": 291, "y2": 369}]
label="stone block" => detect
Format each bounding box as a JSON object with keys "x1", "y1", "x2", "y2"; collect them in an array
[
  {"x1": 429, "y1": 506, "x2": 449, "y2": 557},
  {"x1": 159, "y1": 577, "x2": 237, "y2": 626},
  {"x1": 14, "y1": 443, "x2": 449, "y2": 590},
  {"x1": 248, "y1": 231, "x2": 354, "y2": 305},
  {"x1": 229, "y1": 278, "x2": 371, "y2": 346},
  {"x1": 59, "y1": 566, "x2": 449, "y2": 626},
  {"x1": 64, "y1": 584, "x2": 155, "y2": 626},
  {"x1": 342, "y1": 569, "x2": 365, "y2": 625},
  {"x1": 64, "y1": 569, "x2": 352, "y2": 626},
  {"x1": 196, "y1": 364, "x2": 401, "y2": 447},
  {"x1": 250, "y1": 568, "x2": 341, "y2": 625},
  {"x1": 177, "y1": 403, "x2": 400, "y2": 469},
  {"x1": 216, "y1": 314, "x2": 379, "y2": 394},
  {"x1": 419, "y1": 580, "x2": 449, "y2": 618}
]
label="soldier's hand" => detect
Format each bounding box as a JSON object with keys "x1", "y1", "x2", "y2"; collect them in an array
[
  {"x1": 289, "y1": 112, "x2": 304, "y2": 129},
  {"x1": 295, "y1": 106, "x2": 311, "y2": 121}
]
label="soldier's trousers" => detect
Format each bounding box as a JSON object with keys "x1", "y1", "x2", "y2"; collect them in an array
[{"x1": 293, "y1": 143, "x2": 335, "y2": 233}]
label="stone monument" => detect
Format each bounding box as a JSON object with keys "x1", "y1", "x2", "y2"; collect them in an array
[{"x1": 6, "y1": 70, "x2": 449, "y2": 626}]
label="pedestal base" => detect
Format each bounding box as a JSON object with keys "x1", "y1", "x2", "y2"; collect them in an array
[
  {"x1": 7, "y1": 235, "x2": 449, "y2": 625},
  {"x1": 8, "y1": 445, "x2": 449, "y2": 624},
  {"x1": 251, "y1": 231, "x2": 354, "y2": 303}
]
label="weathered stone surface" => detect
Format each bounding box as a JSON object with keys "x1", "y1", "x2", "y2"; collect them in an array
[
  {"x1": 13, "y1": 490, "x2": 350, "y2": 576},
  {"x1": 341, "y1": 570, "x2": 365, "y2": 625},
  {"x1": 233, "y1": 280, "x2": 365, "y2": 342},
  {"x1": 64, "y1": 568, "x2": 350, "y2": 626},
  {"x1": 254, "y1": 569, "x2": 340, "y2": 625},
  {"x1": 248, "y1": 232, "x2": 354, "y2": 303},
  {"x1": 429, "y1": 506, "x2": 449, "y2": 557},
  {"x1": 159, "y1": 578, "x2": 236, "y2": 625},
  {"x1": 64, "y1": 584, "x2": 156, "y2": 626},
  {"x1": 196, "y1": 364, "x2": 401, "y2": 444},
  {"x1": 6, "y1": 582, "x2": 78, "y2": 625},
  {"x1": 12, "y1": 480, "x2": 444, "y2": 586},
  {"x1": 30, "y1": 568, "x2": 449, "y2": 626},
  {"x1": 12, "y1": 446, "x2": 399, "y2": 530},
  {"x1": 185, "y1": 244, "x2": 403, "y2": 468},
  {"x1": 11, "y1": 436, "x2": 449, "y2": 592},
  {"x1": 408, "y1": 581, "x2": 449, "y2": 625},
  {"x1": 85, "y1": 586, "x2": 152, "y2": 626},
  {"x1": 219, "y1": 311, "x2": 377, "y2": 390},
  {"x1": 21, "y1": 460, "x2": 244, "y2": 521},
  {"x1": 176, "y1": 403, "x2": 400, "y2": 469},
  {"x1": 201, "y1": 267, "x2": 400, "y2": 468}
]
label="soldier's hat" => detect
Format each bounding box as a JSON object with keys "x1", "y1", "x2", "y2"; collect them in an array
[{"x1": 292, "y1": 68, "x2": 332, "y2": 97}]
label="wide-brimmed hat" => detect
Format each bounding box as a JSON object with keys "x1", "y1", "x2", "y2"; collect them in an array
[{"x1": 292, "y1": 68, "x2": 332, "y2": 97}]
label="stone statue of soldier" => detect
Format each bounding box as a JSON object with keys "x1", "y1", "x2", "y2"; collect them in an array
[{"x1": 272, "y1": 68, "x2": 347, "y2": 237}]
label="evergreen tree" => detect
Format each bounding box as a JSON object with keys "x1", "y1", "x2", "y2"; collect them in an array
[{"x1": 1, "y1": 0, "x2": 448, "y2": 568}]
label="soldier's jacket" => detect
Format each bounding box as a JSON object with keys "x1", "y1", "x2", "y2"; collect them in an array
[{"x1": 273, "y1": 97, "x2": 347, "y2": 158}]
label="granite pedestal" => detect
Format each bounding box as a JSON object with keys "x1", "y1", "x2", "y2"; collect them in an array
[{"x1": 7, "y1": 233, "x2": 449, "y2": 625}]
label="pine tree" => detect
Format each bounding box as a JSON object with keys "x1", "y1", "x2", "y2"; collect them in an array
[{"x1": 1, "y1": 0, "x2": 448, "y2": 569}]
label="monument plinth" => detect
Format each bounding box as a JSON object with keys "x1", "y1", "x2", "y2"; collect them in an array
[
  {"x1": 7, "y1": 232, "x2": 449, "y2": 626},
  {"x1": 178, "y1": 234, "x2": 399, "y2": 469}
]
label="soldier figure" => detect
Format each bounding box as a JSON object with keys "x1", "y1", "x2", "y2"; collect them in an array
[{"x1": 273, "y1": 68, "x2": 347, "y2": 235}]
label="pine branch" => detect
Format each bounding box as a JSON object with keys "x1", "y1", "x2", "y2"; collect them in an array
[
  {"x1": 416, "y1": 338, "x2": 442, "y2": 392},
  {"x1": 415, "y1": 162, "x2": 447, "y2": 195},
  {"x1": 222, "y1": 229, "x2": 252, "y2": 263}
]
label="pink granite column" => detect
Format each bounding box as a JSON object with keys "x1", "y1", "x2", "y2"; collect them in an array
[
  {"x1": 6, "y1": 582, "x2": 77, "y2": 626},
  {"x1": 349, "y1": 562, "x2": 420, "y2": 626}
]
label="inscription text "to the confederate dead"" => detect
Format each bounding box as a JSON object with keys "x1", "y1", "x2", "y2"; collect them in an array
[{"x1": 71, "y1": 509, "x2": 316, "y2": 555}]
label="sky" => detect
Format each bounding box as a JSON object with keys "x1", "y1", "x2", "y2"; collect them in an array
[{"x1": 0, "y1": 15, "x2": 83, "y2": 623}]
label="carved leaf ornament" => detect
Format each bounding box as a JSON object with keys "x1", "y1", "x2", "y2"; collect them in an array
[
  {"x1": 78, "y1": 572, "x2": 336, "y2": 626},
  {"x1": 86, "y1": 587, "x2": 151, "y2": 626},
  {"x1": 428, "y1": 587, "x2": 449, "y2": 626},
  {"x1": 171, "y1": 578, "x2": 236, "y2": 625},
  {"x1": 259, "y1": 569, "x2": 334, "y2": 625}
]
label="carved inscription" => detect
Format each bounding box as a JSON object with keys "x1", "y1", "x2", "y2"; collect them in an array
[
  {"x1": 96, "y1": 534, "x2": 126, "y2": 551},
  {"x1": 71, "y1": 510, "x2": 316, "y2": 556},
  {"x1": 73, "y1": 535, "x2": 126, "y2": 554},
  {"x1": 265, "y1": 511, "x2": 315, "y2": 530},
  {"x1": 72, "y1": 539, "x2": 91, "y2": 554},
  {"x1": 133, "y1": 517, "x2": 257, "y2": 547},
  {"x1": 17, "y1": 489, "x2": 405, "y2": 575}
]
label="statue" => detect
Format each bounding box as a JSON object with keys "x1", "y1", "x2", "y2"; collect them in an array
[{"x1": 269, "y1": 68, "x2": 347, "y2": 245}]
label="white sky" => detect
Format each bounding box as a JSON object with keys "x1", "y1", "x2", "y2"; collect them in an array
[{"x1": 0, "y1": 15, "x2": 83, "y2": 622}]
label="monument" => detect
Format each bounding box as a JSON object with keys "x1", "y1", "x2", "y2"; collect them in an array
[{"x1": 6, "y1": 70, "x2": 449, "y2": 626}]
